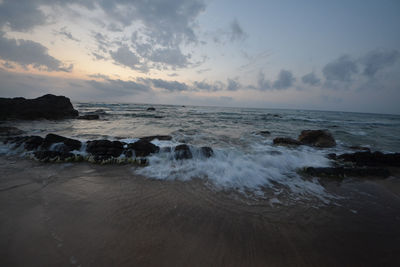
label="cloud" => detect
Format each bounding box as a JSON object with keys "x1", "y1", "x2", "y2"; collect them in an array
[
  {"x1": 53, "y1": 26, "x2": 79, "y2": 42},
  {"x1": 323, "y1": 55, "x2": 358, "y2": 82},
  {"x1": 360, "y1": 49, "x2": 399, "y2": 77},
  {"x1": 196, "y1": 68, "x2": 211, "y2": 74},
  {"x1": 193, "y1": 80, "x2": 224, "y2": 92},
  {"x1": 272, "y1": 69, "x2": 295, "y2": 89},
  {"x1": 301, "y1": 72, "x2": 321, "y2": 86},
  {"x1": 226, "y1": 78, "x2": 240, "y2": 91},
  {"x1": 229, "y1": 19, "x2": 247, "y2": 42},
  {"x1": 149, "y1": 47, "x2": 190, "y2": 68},
  {"x1": 0, "y1": 32, "x2": 72, "y2": 72},
  {"x1": 87, "y1": 78, "x2": 151, "y2": 96},
  {"x1": 0, "y1": 0, "x2": 46, "y2": 31},
  {"x1": 110, "y1": 45, "x2": 148, "y2": 72},
  {"x1": 141, "y1": 78, "x2": 190, "y2": 92}
]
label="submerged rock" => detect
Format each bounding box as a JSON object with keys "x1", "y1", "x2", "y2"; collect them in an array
[
  {"x1": 34, "y1": 151, "x2": 75, "y2": 162},
  {"x1": 77, "y1": 114, "x2": 99, "y2": 120},
  {"x1": 146, "y1": 107, "x2": 156, "y2": 111},
  {"x1": 0, "y1": 126, "x2": 25, "y2": 136},
  {"x1": 139, "y1": 135, "x2": 172, "y2": 142},
  {"x1": 349, "y1": 146, "x2": 371, "y2": 151},
  {"x1": 174, "y1": 144, "x2": 192, "y2": 160},
  {"x1": 127, "y1": 139, "x2": 159, "y2": 157},
  {"x1": 86, "y1": 140, "x2": 124, "y2": 159},
  {"x1": 0, "y1": 94, "x2": 79, "y2": 120},
  {"x1": 43, "y1": 134, "x2": 82, "y2": 151},
  {"x1": 5, "y1": 135, "x2": 44, "y2": 150},
  {"x1": 200, "y1": 146, "x2": 214, "y2": 158},
  {"x1": 273, "y1": 137, "x2": 301, "y2": 146},
  {"x1": 298, "y1": 130, "x2": 336, "y2": 148},
  {"x1": 304, "y1": 167, "x2": 391, "y2": 178},
  {"x1": 337, "y1": 151, "x2": 400, "y2": 167}
]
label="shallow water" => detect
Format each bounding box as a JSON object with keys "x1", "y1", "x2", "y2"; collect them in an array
[{"x1": 2, "y1": 104, "x2": 400, "y2": 201}]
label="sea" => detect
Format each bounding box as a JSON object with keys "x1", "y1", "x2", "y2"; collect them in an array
[{"x1": 2, "y1": 103, "x2": 400, "y2": 203}]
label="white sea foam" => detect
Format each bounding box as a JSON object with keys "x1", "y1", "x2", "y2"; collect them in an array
[{"x1": 135, "y1": 142, "x2": 333, "y2": 201}]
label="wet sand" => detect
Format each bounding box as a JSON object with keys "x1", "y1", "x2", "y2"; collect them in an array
[{"x1": 1, "y1": 156, "x2": 400, "y2": 267}]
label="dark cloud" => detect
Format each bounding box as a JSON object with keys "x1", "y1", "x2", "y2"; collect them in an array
[
  {"x1": 360, "y1": 49, "x2": 399, "y2": 77},
  {"x1": 53, "y1": 27, "x2": 79, "y2": 42},
  {"x1": 88, "y1": 78, "x2": 151, "y2": 96},
  {"x1": 0, "y1": 33, "x2": 72, "y2": 72},
  {"x1": 229, "y1": 19, "x2": 247, "y2": 42},
  {"x1": 110, "y1": 45, "x2": 148, "y2": 72},
  {"x1": 323, "y1": 55, "x2": 358, "y2": 82},
  {"x1": 273, "y1": 69, "x2": 295, "y2": 89},
  {"x1": 0, "y1": 0, "x2": 46, "y2": 31},
  {"x1": 141, "y1": 78, "x2": 190, "y2": 92},
  {"x1": 226, "y1": 78, "x2": 240, "y2": 91},
  {"x1": 149, "y1": 47, "x2": 189, "y2": 68},
  {"x1": 193, "y1": 80, "x2": 224, "y2": 92},
  {"x1": 301, "y1": 72, "x2": 321, "y2": 86}
]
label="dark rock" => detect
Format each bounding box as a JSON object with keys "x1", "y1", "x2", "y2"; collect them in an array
[
  {"x1": 127, "y1": 139, "x2": 159, "y2": 157},
  {"x1": 273, "y1": 137, "x2": 301, "y2": 146},
  {"x1": 140, "y1": 135, "x2": 172, "y2": 142},
  {"x1": 6, "y1": 136, "x2": 44, "y2": 150},
  {"x1": 304, "y1": 167, "x2": 390, "y2": 178},
  {"x1": 146, "y1": 107, "x2": 156, "y2": 111},
  {"x1": 349, "y1": 146, "x2": 371, "y2": 151},
  {"x1": 174, "y1": 144, "x2": 192, "y2": 160},
  {"x1": 200, "y1": 146, "x2": 214, "y2": 158},
  {"x1": 24, "y1": 136, "x2": 44, "y2": 150},
  {"x1": 0, "y1": 94, "x2": 79, "y2": 120},
  {"x1": 87, "y1": 140, "x2": 124, "y2": 158},
  {"x1": 327, "y1": 153, "x2": 337, "y2": 160},
  {"x1": 298, "y1": 130, "x2": 336, "y2": 148},
  {"x1": 0, "y1": 126, "x2": 25, "y2": 136},
  {"x1": 34, "y1": 151, "x2": 74, "y2": 162},
  {"x1": 337, "y1": 151, "x2": 400, "y2": 167},
  {"x1": 43, "y1": 134, "x2": 81, "y2": 151},
  {"x1": 77, "y1": 114, "x2": 99, "y2": 120}
]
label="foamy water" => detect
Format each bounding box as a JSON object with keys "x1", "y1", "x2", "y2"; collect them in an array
[{"x1": 1, "y1": 103, "x2": 400, "y2": 201}]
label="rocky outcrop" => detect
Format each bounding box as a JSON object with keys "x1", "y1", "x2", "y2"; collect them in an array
[
  {"x1": 77, "y1": 114, "x2": 99, "y2": 120},
  {"x1": 273, "y1": 137, "x2": 301, "y2": 146},
  {"x1": 174, "y1": 144, "x2": 192, "y2": 160},
  {"x1": 146, "y1": 107, "x2": 156, "y2": 111},
  {"x1": 304, "y1": 167, "x2": 390, "y2": 178},
  {"x1": 86, "y1": 140, "x2": 124, "y2": 159},
  {"x1": 126, "y1": 139, "x2": 159, "y2": 157},
  {"x1": 0, "y1": 94, "x2": 79, "y2": 120},
  {"x1": 298, "y1": 130, "x2": 336, "y2": 148}
]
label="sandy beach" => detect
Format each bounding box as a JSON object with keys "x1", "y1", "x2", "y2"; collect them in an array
[{"x1": 1, "y1": 155, "x2": 400, "y2": 267}]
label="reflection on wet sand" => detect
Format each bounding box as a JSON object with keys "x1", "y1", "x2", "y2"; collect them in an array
[{"x1": 1, "y1": 156, "x2": 400, "y2": 266}]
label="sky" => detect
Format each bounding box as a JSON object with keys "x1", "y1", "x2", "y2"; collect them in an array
[{"x1": 0, "y1": 0, "x2": 400, "y2": 114}]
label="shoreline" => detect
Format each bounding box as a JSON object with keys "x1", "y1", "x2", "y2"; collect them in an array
[{"x1": 1, "y1": 155, "x2": 400, "y2": 266}]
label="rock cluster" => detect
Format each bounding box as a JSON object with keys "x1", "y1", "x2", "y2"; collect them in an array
[{"x1": 3, "y1": 133, "x2": 214, "y2": 164}]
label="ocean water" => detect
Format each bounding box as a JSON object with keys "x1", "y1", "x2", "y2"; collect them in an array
[{"x1": 2, "y1": 103, "x2": 400, "y2": 201}]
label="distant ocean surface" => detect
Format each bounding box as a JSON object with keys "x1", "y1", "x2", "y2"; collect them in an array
[{"x1": 2, "y1": 103, "x2": 400, "y2": 202}]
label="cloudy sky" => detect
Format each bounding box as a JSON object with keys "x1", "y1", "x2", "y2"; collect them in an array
[{"x1": 0, "y1": 0, "x2": 399, "y2": 114}]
